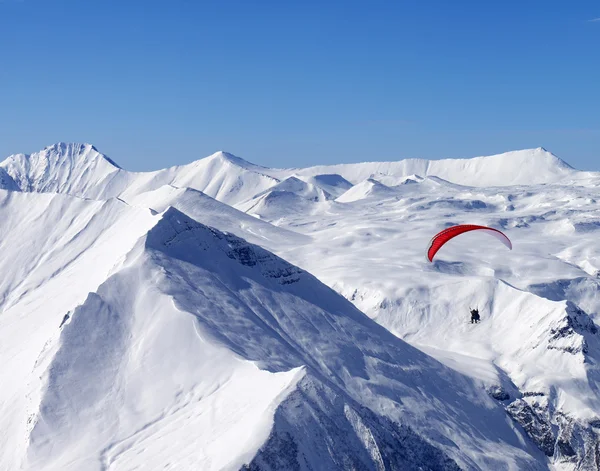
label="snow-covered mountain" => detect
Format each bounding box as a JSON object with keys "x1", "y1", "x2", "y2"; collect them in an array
[
  {"x1": 234, "y1": 176, "x2": 334, "y2": 223},
  {"x1": 123, "y1": 184, "x2": 309, "y2": 248},
  {"x1": 0, "y1": 145, "x2": 278, "y2": 205},
  {"x1": 1, "y1": 144, "x2": 578, "y2": 204},
  {"x1": 2, "y1": 142, "x2": 600, "y2": 470},
  {"x1": 297, "y1": 173, "x2": 353, "y2": 198},
  {"x1": 335, "y1": 178, "x2": 396, "y2": 203},
  {"x1": 0, "y1": 143, "x2": 127, "y2": 198},
  {"x1": 268, "y1": 160, "x2": 600, "y2": 470},
  {"x1": 0, "y1": 194, "x2": 541, "y2": 471},
  {"x1": 286, "y1": 147, "x2": 576, "y2": 187}
]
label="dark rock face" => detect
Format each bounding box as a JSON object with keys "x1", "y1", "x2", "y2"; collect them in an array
[
  {"x1": 507, "y1": 398, "x2": 600, "y2": 470},
  {"x1": 488, "y1": 385, "x2": 510, "y2": 401},
  {"x1": 547, "y1": 304, "x2": 598, "y2": 355},
  {"x1": 555, "y1": 414, "x2": 577, "y2": 459},
  {"x1": 242, "y1": 432, "x2": 302, "y2": 471},
  {"x1": 500, "y1": 299, "x2": 600, "y2": 470},
  {"x1": 220, "y1": 233, "x2": 302, "y2": 285},
  {"x1": 554, "y1": 415, "x2": 600, "y2": 470},
  {"x1": 150, "y1": 210, "x2": 303, "y2": 286},
  {"x1": 507, "y1": 399, "x2": 555, "y2": 457}
]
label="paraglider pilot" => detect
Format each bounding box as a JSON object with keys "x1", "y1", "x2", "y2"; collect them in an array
[{"x1": 470, "y1": 308, "x2": 480, "y2": 324}]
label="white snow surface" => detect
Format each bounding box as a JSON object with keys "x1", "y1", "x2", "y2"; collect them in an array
[
  {"x1": 2, "y1": 142, "x2": 600, "y2": 470},
  {"x1": 283, "y1": 147, "x2": 576, "y2": 187},
  {"x1": 335, "y1": 178, "x2": 396, "y2": 203}
]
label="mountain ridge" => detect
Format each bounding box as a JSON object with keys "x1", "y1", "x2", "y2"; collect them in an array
[
  {"x1": 2, "y1": 142, "x2": 600, "y2": 469},
  {"x1": 8, "y1": 203, "x2": 545, "y2": 469},
  {"x1": 0, "y1": 144, "x2": 581, "y2": 200}
]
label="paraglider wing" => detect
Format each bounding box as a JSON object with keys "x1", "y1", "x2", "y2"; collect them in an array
[{"x1": 427, "y1": 224, "x2": 512, "y2": 262}]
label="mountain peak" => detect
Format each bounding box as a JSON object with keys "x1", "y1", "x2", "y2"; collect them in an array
[
  {"x1": 504, "y1": 147, "x2": 573, "y2": 169},
  {"x1": 490, "y1": 147, "x2": 575, "y2": 174},
  {"x1": 206, "y1": 150, "x2": 264, "y2": 171},
  {"x1": 146, "y1": 206, "x2": 304, "y2": 285},
  {"x1": 0, "y1": 142, "x2": 123, "y2": 196},
  {"x1": 537, "y1": 146, "x2": 574, "y2": 169},
  {"x1": 3, "y1": 142, "x2": 121, "y2": 171},
  {"x1": 43, "y1": 142, "x2": 91, "y2": 153},
  {"x1": 40, "y1": 142, "x2": 121, "y2": 169}
]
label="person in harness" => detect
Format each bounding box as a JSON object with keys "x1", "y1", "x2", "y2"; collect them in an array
[{"x1": 470, "y1": 308, "x2": 480, "y2": 324}]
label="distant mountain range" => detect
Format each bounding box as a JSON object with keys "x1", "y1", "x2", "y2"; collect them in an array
[{"x1": 1, "y1": 143, "x2": 599, "y2": 471}]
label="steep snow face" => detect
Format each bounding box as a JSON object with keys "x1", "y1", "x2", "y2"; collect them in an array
[
  {"x1": 0, "y1": 143, "x2": 130, "y2": 199},
  {"x1": 23, "y1": 209, "x2": 545, "y2": 470},
  {"x1": 0, "y1": 192, "x2": 158, "y2": 471},
  {"x1": 26, "y1": 272, "x2": 304, "y2": 471},
  {"x1": 0, "y1": 167, "x2": 19, "y2": 191}
]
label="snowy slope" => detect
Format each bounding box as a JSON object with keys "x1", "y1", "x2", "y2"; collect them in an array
[
  {"x1": 234, "y1": 176, "x2": 334, "y2": 224},
  {"x1": 287, "y1": 148, "x2": 576, "y2": 187},
  {"x1": 336, "y1": 178, "x2": 396, "y2": 203},
  {"x1": 120, "y1": 151, "x2": 280, "y2": 205},
  {"x1": 258, "y1": 176, "x2": 332, "y2": 201},
  {"x1": 0, "y1": 146, "x2": 278, "y2": 205},
  {"x1": 3, "y1": 142, "x2": 600, "y2": 470},
  {"x1": 0, "y1": 168, "x2": 19, "y2": 191},
  {"x1": 0, "y1": 193, "x2": 304, "y2": 470},
  {"x1": 0, "y1": 192, "x2": 158, "y2": 470},
  {"x1": 297, "y1": 173, "x2": 353, "y2": 197},
  {"x1": 1, "y1": 145, "x2": 581, "y2": 206},
  {"x1": 123, "y1": 184, "x2": 309, "y2": 247},
  {"x1": 268, "y1": 171, "x2": 600, "y2": 470},
  {"x1": 0, "y1": 143, "x2": 131, "y2": 199},
  {"x1": 13, "y1": 206, "x2": 546, "y2": 470}
]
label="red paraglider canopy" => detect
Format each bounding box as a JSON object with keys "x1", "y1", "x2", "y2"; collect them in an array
[{"x1": 427, "y1": 224, "x2": 512, "y2": 262}]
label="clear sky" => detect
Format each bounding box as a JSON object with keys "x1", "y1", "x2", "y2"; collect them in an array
[{"x1": 1, "y1": 0, "x2": 598, "y2": 170}]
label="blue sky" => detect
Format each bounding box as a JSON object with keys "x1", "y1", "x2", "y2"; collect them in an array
[{"x1": 1, "y1": 0, "x2": 598, "y2": 170}]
